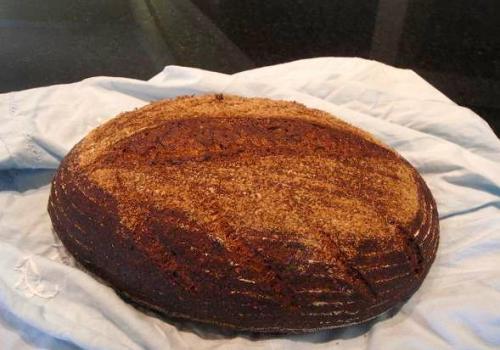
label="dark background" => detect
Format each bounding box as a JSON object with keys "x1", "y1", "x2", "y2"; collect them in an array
[{"x1": 1, "y1": 0, "x2": 499, "y2": 135}]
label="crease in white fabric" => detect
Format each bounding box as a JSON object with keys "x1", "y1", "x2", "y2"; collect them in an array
[
  {"x1": 49, "y1": 241, "x2": 74, "y2": 266},
  {"x1": 14, "y1": 256, "x2": 59, "y2": 299}
]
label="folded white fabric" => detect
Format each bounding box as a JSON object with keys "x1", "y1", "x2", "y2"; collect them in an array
[{"x1": 0, "y1": 58, "x2": 499, "y2": 350}]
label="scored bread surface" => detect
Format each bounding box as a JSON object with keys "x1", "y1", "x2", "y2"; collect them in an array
[{"x1": 48, "y1": 94, "x2": 439, "y2": 333}]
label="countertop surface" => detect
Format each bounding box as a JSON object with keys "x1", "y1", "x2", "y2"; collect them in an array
[{"x1": 1, "y1": 0, "x2": 499, "y2": 135}]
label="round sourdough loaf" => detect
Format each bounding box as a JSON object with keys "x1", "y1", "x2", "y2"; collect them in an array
[{"x1": 48, "y1": 94, "x2": 439, "y2": 333}]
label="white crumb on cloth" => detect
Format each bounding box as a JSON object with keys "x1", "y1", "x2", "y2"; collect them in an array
[{"x1": 0, "y1": 57, "x2": 499, "y2": 350}]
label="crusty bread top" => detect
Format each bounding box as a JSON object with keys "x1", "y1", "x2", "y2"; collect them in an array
[
  {"x1": 77, "y1": 94, "x2": 385, "y2": 168},
  {"x1": 66, "y1": 94, "x2": 421, "y2": 265}
]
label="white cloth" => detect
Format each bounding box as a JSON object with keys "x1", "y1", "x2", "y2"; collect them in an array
[{"x1": 0, "y1": 57, "x2": 499, "y2": 350}]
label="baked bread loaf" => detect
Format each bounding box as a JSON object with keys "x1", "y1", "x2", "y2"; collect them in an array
[{"x1": 48, "y1": 94, "x2": 439, "y2": 333}]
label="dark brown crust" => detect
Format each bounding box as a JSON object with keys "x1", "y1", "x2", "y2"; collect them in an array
[{"x1": 47, "y1": 94, "x2": 439, "y2": 333}]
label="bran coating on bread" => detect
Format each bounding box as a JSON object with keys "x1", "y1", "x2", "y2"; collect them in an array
[{"x1": 48, "y1": 94, "x2": 439, "y2": 333}]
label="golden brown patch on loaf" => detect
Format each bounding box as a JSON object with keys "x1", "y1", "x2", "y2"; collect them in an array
[
  {"x1": 76, "y1": 95, "x2": 384, "y2": 168},
  {"x1": 48, "y1": 94, "x2": 439, "y2": 333}
]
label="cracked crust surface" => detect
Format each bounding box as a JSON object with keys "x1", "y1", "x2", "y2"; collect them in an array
[{"x1": 48, "y1": 94, "x2": 439, "y2": 333}]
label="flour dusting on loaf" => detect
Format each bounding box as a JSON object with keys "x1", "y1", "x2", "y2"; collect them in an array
[{"x1": 48, "y1": 94, "x2": 439, "y2": 333}]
